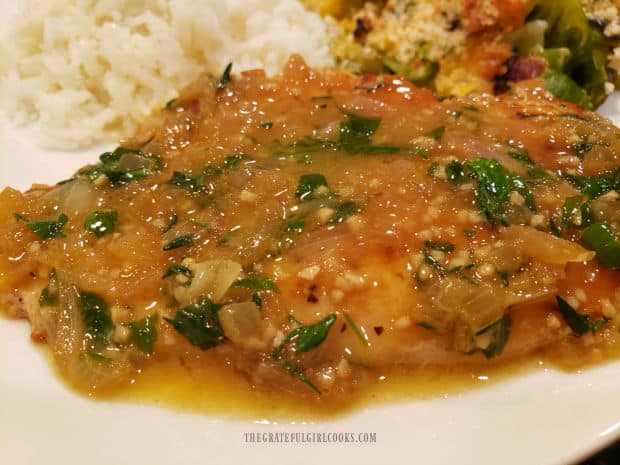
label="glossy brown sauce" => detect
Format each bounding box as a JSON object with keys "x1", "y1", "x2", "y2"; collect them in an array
[
  {"x1": 67, "y1": 346, "x2": 534, "y2": 419},
  {"x1": 48, "y1": 337, "x2": 615, "y2": 421},
  {"x1": 2, "y1": 58, "x2": 620, "y2": 417}
]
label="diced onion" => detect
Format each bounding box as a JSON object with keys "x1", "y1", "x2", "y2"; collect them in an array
[
  {"x1": 501, "y1": 226, "x2": 595, "y2": 264},
  {"x1": 44, "y1": 177, "x2": 96, "y2": 216},
  {"x1": 174, "y1": 259, "x2": 242, "y2": 304},
  {"x1": 218, "y1": 301, "x2": 263, "y2": 347}
]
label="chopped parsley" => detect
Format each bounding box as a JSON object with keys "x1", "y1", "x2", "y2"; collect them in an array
[
  {"x1": 580, "y1": 223, "x2": 620, "y2": 269},
  {"x1": 232, "y1": 276, "x2": 279, "y2": 292},
  {"x1": 219, "y1": 231, "x2": 236, "y2": 245},
  {"x1": 342, "y1": 312, "x2": 369, "y2": 347},
  {"x1": 295, "y1": 174, "x2": 331, "y2": 200},
  {"x1": 128, "y1": 314, "x2": 158, "y2": 355},
  {"x1": 448, "y1": 158, "x2": 536, "y2": 224},
  {"x1": 445, "y1": 160, "x2": 466, "y2": 184},
  {"x1": 428, "y1": 125, "x2": 445, "y2": 141},
  {"x1": 203, "y1": 154, "x2": 248, "y2": 176},
  {"x1": 232, "y1": 275, "x2": 279, "y2": 310},
  {"x1": 561, "y1": 195, "x2": 584, "y2": 229},
  {"x1": 424, "y1": 240, "x2": 455, "y2": 253},
  {"x1": 17, "y1": 213, "x2": 69, "y2": 239},
  {"x1": 421, "y1": 241, "x2": 455, "y2": 278},
  {"x1": 556, "y1": 296, "x2": 609, "y2": 335},
  {"x1": 39, "y1": 270, "x2": 58, "y2": 307},
  {"x1": 217, "y1": 62, "x2": 233, "y2": 90},
  {"x1": 169, "y1": 155, "x2": 249, "y2": 194},
  {"x1": 477, "y1": 314, "x2": 512, "y2": 359},
  {"x1": 328, "y1": 201, "x2": 359, "y2": 224},
  {"x1": 79, "y1": 147, "x2": 162, "y2": 184},
  {"x1": 497, "y1": 271, "x2": 510, "y2": 287},
  {"x1": 272, "y1": 314, "x2": 337, "y2": 360},
  {"x1": 162, "y1": 264, "x2": 194, "y2": 279},
  {"x1": 163, "y1": 234, "x2": 194, "y2": 251},
  {"x1": 78, "y1": 291, "x2": 113, "y2": 342},
  {"x1": 563, "y1": 167, "x2": 620, "y2": 200},
  {"x1": 164, "y1": 297, "x2": 224, "y2": 350},
  {"x1": 169, "y1": 171, "x2": 203, "y2": 194},
  {"x1": 507, "y1": 146, "x2": 535, "y2": 167},
  {"x1": 284, "y1": 114, "x2": 400, "y2": 156},
  {"x1": 83, "y1": 210, "x2": 117, "y2": 237},
  {"x1": 162, "y1": 214, "x2": 178, "y2": 234}
]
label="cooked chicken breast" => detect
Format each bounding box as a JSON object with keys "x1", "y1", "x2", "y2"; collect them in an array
[{"x1": 1, "y1": 56, "x2": 619, "y2": 399}]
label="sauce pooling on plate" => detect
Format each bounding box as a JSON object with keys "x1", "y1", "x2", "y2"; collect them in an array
[{"x1": 1, "y1": 56, "x2": 619, "y2": 412}]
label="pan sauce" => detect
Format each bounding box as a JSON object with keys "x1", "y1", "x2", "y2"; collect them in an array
[{"x1": 1, "y1": 56, "x2": 619, "y2": 414}]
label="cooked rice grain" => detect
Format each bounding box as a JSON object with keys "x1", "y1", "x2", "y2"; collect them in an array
[{"x1": 0, "y1": 0, "x2": 333, "y2": 148}]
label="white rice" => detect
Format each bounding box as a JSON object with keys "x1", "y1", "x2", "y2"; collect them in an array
[{"x1": 0, "y1": 0, "x2": 333, "y2": 149}]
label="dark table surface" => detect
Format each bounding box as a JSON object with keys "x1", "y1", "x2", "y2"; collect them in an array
[{"x1": 580, "y1": 440, "x2": 620, "y2": 465}]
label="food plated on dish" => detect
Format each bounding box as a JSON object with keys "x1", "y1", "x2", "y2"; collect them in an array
[
  {"x1": 1, "y1": 8, "x2": 620, "y2": 465},
  {"x1": 3, "y1": 2, "x2": 620, "y2": 465},
  {"x1": 1, "y1": 55, "x2": 619, "y2": 413}
]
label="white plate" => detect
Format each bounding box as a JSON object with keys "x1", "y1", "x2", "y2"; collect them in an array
[{"x1": 2, "y1": 8, "x2": 620, "y2": 465}]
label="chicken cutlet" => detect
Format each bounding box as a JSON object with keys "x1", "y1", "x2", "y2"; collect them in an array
[{"x1": 0, "y1": 56, "x2": 619, "y2": 401}]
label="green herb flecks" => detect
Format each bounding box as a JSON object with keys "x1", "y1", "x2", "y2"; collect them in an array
[
  {"x1": 563, "y1": 168, "x2": 620, "y2": 200},
  {"x1": 549, "y1": 218, "x2": 563, "y2": 237},
  {"x1": 164, "y1": 297, "x2": 224, "y2": 349},
  {"x1": 328, "y1": 201, "x2": 360, "y2": 224},
  {"x1": 164, "y1": 98, "x2": 177, "y2": 110},
  {"x1": 422, "y1": 241, "x2": 455, "y2": 278},
  {"x1": 203, "y1": 154, "x2": 249, "y2": 176},
  {"x1": 477, "y1": 314, "x2": 512, "y2": 359},
  {"x1": 163, "y1": 234, "x2": 194, "y2": 251},
  {"x1": 170, "y1": 155, "x2": 249, "y2": 194},
  {"x1": 286, "y1": 217, "x2": 305, "y2": 233},
  {"x1": 295, "y1": 174, "x2": 333, "y2": 200},
  {"x1": 498, "y1": 271, "x2": 510, "y2": 287},
  {"x1": 272, "y1": 314, "x2": 337, "y2": 360},
  {"x1": 283, "y1": 114, "x2": 400, "y2": 156},
  {"x1": 507, "y1": 146, "x2": 535, "y2": 167},
  {"x1": 19, "y1": 213, "x2": 69, "y2": 239},
  {"x1": 230, "y1": 274, "x2": 279, "y2": 311},
  {"x1": 128, "y1": 314, "x2": 158, "y2": 354},
  {"x1": 448, "y1": 158, "x2": 537, "y2": 224},
  {"x1": 219, "y1": 231, "x2": 236, "y2": 245},
  {"x1": 83, "y1": 210, "x2": 117, "y2": 237},
  {"x1": 251, "y1": 293, "x2": 263, "y2": 309},
  {"x1": 162, "y1": 214, "x2": 178, "y2": 233},
  {"x1": 342, "y1": 312, "x2": 369, "y2": 347},
  {"x1": 217, "y1": 62, "x2": 233, "y2": 90},
  {"x1": 424, "y1": 240, "x2": 455, "y2": 253},
  {"x1": 162, "y1": 264, "x2": 194, "y2": 279},
  {"x1": 556, "y1": 296, "x2": 609, "y2": 335},
  {"x1": 428, "y1": 126, "x2": 445, "y2": 141},
  {"x1": 581, "y1": 223, "x2": 620, "y2": 269},
  {"x1": 417, "y1": 321, "x2": 436, "y2": 330},
  {"x1": 282, "y1": 360, "x2": 321, "y2": 394},
  {"x1": 169, "y1": 171, "x2": 204, "y2": 194},
  {"x1": 562, "y1": 195, "x2": 584, "y2": 229},
  {"x1": 271, "y1": 314, "x2": 337, "y2": 394},
  {"x1": 79, "y1": 147, "x2": 162, "y2": 184},
  {"x1": 445, "y1": 160, "x2": 466, "y2": 184},
  {"x1": 232, "y1": 276, "x2": 279, "y2": 292},
  {"x1": 78, "y1": 291, "x2": 113, "y2": 342},
  {"x1": 338, "y1": 114, "x2": 400, "y2": 154},
  {"x1": 39, "y1": 270, "x2": 58, "y2": 307}
]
